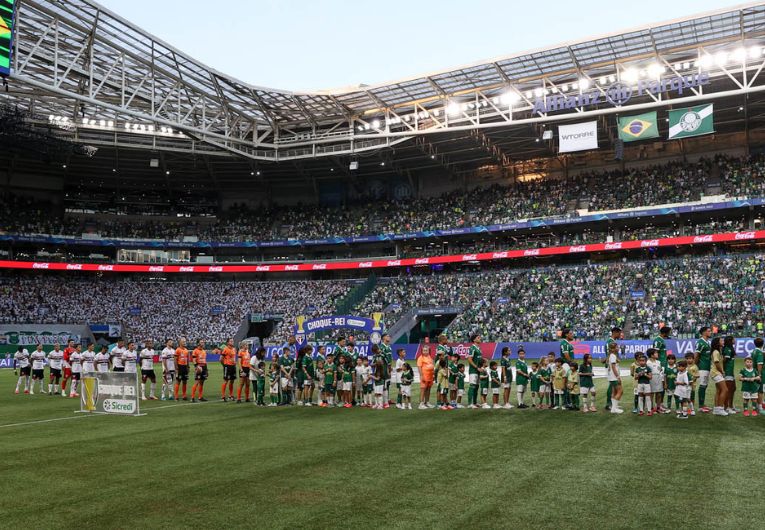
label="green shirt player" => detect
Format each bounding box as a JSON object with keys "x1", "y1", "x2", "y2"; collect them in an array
[
  {"x1": 467, "y1": 334, "x2": 483, "y2": 408},
  {"x1": 278, "y1": 348, "x2": 295, "y2": 405},
  {"x1": 514, "y1": 348, "x2": 530, "y2": 408},
  {"x1": 379, "y1": 334, "x2": 393, "y2": 406},
  {"x1": 560, "y1": 329, "x2": 575, "y2": 366},
  {"x1": 653, "y1": 326, "x2": 670, "y2": 370},
  {"x1": 694, "y1": 326, "x2": 713, "y2": 412},
  {"x1": 664, "y1": 356, "x2": 678, "y2": 410}
]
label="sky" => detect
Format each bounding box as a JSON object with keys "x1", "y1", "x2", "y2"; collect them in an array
[{"x1": 98, "y1": 0, "x2": 747, "y2": 91}]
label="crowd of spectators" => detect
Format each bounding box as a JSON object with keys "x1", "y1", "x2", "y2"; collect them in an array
[
  {"x1": 0, "y1": 276, "x2": 354, "y2": 344},
  {"x1": 351, "y1": 253, "x2": 765, "y2": 342},
  {"x1": 3, "y1": 154, "x2": 765, "y2": 244},
  {"x1": 1, "y1": 253, "x2": 763, "y2": 345}
]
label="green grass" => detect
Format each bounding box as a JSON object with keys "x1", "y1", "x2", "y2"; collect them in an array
[{"x1": 1, "y1": 362, "x2": 764, "y2": 529}]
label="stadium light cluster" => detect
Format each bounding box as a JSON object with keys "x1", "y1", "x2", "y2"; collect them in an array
[{"x1": 47, "y1": 114, "x2": 183, "y2": 137}]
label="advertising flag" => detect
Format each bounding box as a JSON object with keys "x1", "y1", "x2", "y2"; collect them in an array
[
  {"x1": 558, "y1": 121, "x2": 598, "y2": 153},
  {"x1": 667, "y1": 104, "x2": 714, "y2": 139},
  {"x1": 617, "y1": 112, "x2": 659, "y2": 142}
]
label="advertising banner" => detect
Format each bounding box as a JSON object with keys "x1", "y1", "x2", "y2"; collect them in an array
[
  {"x1": 79, "y1": 372, "x2": 141, "y2": 415},
  {"x1": 558, "y1": 121, "x2": 598, "y2": 153},
  {"x1": 294, "y1": 314, "x2": 385, "y2": 345},
  {"x1": 259, "y1": 338, "x2": 761, "y2": 362}
]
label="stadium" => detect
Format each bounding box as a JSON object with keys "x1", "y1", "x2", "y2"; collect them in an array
[{"x1": 3, "y1": 0, "x2": 765, "y2": 527}]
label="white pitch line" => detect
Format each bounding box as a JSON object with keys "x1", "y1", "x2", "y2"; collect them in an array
[
  {"x1": 0, "y1": 400, "x2": 210, "y2": 429},
  {"x1": 0, "y1": 414, "x2": 92, "y2": 429}
]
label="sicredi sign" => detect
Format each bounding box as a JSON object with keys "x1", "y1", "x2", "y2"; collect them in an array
[{"x1": 532, "y1": 72, "x2": 710, "y2": 114}]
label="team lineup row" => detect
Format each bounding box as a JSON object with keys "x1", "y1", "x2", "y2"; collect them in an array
[{"x1": 10, "y1": 329, "x2": 765, "y2": 417}]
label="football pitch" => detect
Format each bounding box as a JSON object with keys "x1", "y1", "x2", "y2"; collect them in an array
[{"x1": 1, "y1": 363, "x2": 764, "y2": 529}]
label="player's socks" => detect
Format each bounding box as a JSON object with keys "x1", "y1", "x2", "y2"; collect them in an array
[
  {"x1": 633, "y1": 394, "x2": 639, "y2": 409},
  {"x1": 183, "y1": 382, "x2": 188, "y2": 398},
  {"x1": 517, "y1": 389, "x2": 524, "y2": 406},
  {"x1": 698, "y1": 386, "x2": 706, "y2": 408},
  {"x1": 396, "y1": 386, "x2": 402, "y2": 405},
  {"x1": 611, "y1": 398, "x2": 620, "y2": 410},
  {"x1": 383, "y1": 389, "x2": 389, "y2": 404},
  {"x1": 605, "y1": 384, "x2": 612, "y2": 408},
  {"x1": 221, "y1": 382, "x2": 227, "y2": 398},
  {"x1": 15, "y1": 377, "x2": 23, "y2": 392},
  {"x1": 150, "y1": 382, "x2": 156, "y2": 398},
  {"x1": 174, "y1": 383, "x2": 180, "y2": 400},
  {"x1": 646, "y1": 396, "x2": 652, "y2": 412},
  {"x1": 141, "y1": 382, "x2": 146, "y2": 398}
]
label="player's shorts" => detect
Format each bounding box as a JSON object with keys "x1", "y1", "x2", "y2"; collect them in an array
[
  {"x1": 164, "y1": 370, "x2": 176, "y2": 384},
  {"x1": 400, "y1": 384, "x2": 412, "y2": 397},
  {"x1": 516, "y1": 383, "x2": 527, "y2": 392},
  {"x1": 280, "y1": 377, "x2": 291, "y2": 389},
  {"x1": 342, "y1": 381, "x2": 352, "y2": 392},
  {"x1": 580, "y1": 386, "x2": 593, "y2": 395},
  {"x1": 674, "y1": 387, "x2": 691, "y2": 400},
  {"x1": 457, "y1": 389, "x2": 464, "y2": 397},
  {"x1": 491, "y1": 388, "x2": 500, "y2": 395},
  {"x1": 439, "y1": 385, "x2": 448, "y2": 395},
  {"x1": 554, "y1": 389, "x2": 564, "y2": 395},
  {"x1": 303, "y1": 376, "x2": 314, "y2": 387},
  {"x1": 538, "y1": 384, "x2": 549, "y2": 394},
  {"x1": 374, "y1": 384, "x2": 384, "y2": 394},
  {"x1": 712, "y1": 373, "x2": 725, "y2": 384},
  {"x1": 19, "y1": 366, "x2": 31, "y2": 376},
  {"x1": 270, "y1": 384, "x2": 279, "y2": 395},
  {"x1": 71, "y1": 372, "x2": 81, "y2": 381},
  {"x1": 323, "y1": 384, "x2": 335, "y2": 394},
  {"x1": 222, "y1": 365, "x2": 236, "y2": 381},
  {"x1": 421, "y1": 379, "x2": 433, "y2": 390},
  {"x1": 141, "y1": 369, "x2": 156, "y2": 381},
  {"x1": 468, "y1": 373, "x2": 478, "y2": 385},
  {"x1": 448, "y1": 382, "x2": 457, "y2": 391},
  {"x1": 743, "y1": 391, "x2": 758, "y2": 400},
  {"x1": 637, "y1": 383, "x2": 652, "y2": 394},
  {"x1": 502, "y1": 382, "x2": 512, "y2": 389},
  {"x1": 50, "y1": 368, "x2": 62, "y2": 379},
  {"x1": 481, "y1": 387, "x2": 488, "y2": 395},
  {"x1": 32, "y1": 369, "x2": 44, "y2": 379},
  {"x1": 193, "y1": 366, "x2": 207, "y2": 381},
  {"x1": 239, "y1": 367, "x2": 250, "y2": 379},
  {"x1": 724, "y1": 376, "x2": 735, "y2": 382},
  {"x1": 650, "y1": 379, "x2": 663, "y2": 393},
  {"x1": 112, "y1": 367, "x2": 125, "y2": 373},
  {"x1": 697, "y1": 370, "x2": 710, "y2": 386},
  {"x1": 175, "y1": 365, "x2": 189, "y2": 381}
]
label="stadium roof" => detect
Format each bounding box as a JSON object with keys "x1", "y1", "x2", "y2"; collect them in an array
[{"x1": 4, "y1": 1, "x2": 765, "y2": 189}]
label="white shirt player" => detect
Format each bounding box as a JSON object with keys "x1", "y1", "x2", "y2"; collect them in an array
[
  {"x1": 70, "y1": 351, "x2": 83, "y2": 373},
  {"x1": 95, "y1": 352, "x2": 110, "y2": 372},
  {"x1": 81, "y1": 349, "x2": 96, "y2": 373},
  {"x1": 48, "y1": 349, "x2": 64, "y2": 370},
  {"x1": 123, "y1": 349, "x2": 138, "y2": 373},
  {"x1": 140, "y1": 348, "x2": 155, "y2": 371},
  {"x1": 31, "y1": 350, "x2": 46, "y2": 370},
  {"x1": 161, "y1": 347, "x2": 176, "y2": 372},
  {"x1": 111, "y1": 346, "x2": 126, "y2": 369},
  {"x1": 14, "y1": 349, "x2": 30, "y2": 368}
]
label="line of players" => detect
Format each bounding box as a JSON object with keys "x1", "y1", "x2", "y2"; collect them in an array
[
  {"x1": 11, "y1": 338, "x2": 226, "y2": 402},
  {"x1": 11, "y1": 327, "x2": 765, "y2": 416}
]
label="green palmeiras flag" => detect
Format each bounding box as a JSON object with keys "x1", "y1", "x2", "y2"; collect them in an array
[
  {"x1": 667, "y1": 104, "x2": 714, "y2": 140},
  {"x1": 617, "y1": 112, "x2": 659, "y2": 142}
]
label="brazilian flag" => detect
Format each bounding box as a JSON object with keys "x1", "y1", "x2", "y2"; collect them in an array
[{"x1": 617, "y1": 111, "x2": 659, "y2": 142}]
